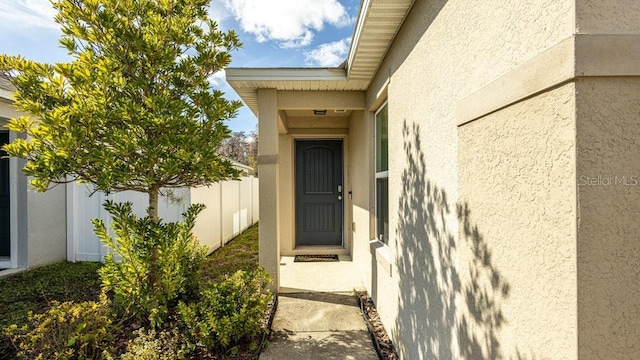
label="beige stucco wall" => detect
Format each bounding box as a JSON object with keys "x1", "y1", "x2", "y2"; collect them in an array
[
  {"x1": 574, "y1": 2, "x2": 640, "y2": 359},
  {"x1": 575, "y1": 78, "x2": 640, "y2": 360},
  {"x1": 27, "y1": 186, "x2": 67, "y2": 268},
  {"x1": 576, "y1": 0, "x2": 640, "y2": 34},
  {"x1": 348, "y1": 111, "x2": 373, "y2": 291},
  {"x1": 277, "y1": 134, "x2": 293, "y2": 253},
  {"x1": 355, "y1": 0, "x2": 577, "y2": 359},
  {"x1": 459, "y1": 84, "x2": 577, "y2": 359},
  {"x1": 250, "y1": 0, "x2": 639, "y2": 357},
  {"x1": 1, "y1": 102, "x2": 67, "y2": 269},
  {"x1": 257, "y1": 88, "x2": 280, "y2": 288}
]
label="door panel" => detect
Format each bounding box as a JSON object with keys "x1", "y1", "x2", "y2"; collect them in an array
[
  {"x1": 295, "y1": 140, "x2": 343, "y2": 246},
  {"x1": 0, "y1": 132, "x2": 10, "y2": 258}
]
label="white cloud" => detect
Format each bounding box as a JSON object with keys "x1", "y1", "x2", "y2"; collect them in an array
[
  {"x1": 223, "y1": 0, "x2": 351, "y2": 48},
  {"x1": 208, "y1": 69, "x2": 227, "y2": 87},
  {"x1": 208, "y1": 0, "x2": 233, "y2": 25},
  {"x1": 304, "y1": 38, "x2": 350, "y2": 67},
  {"x1": 0, "y1": 0, "x2": 58, "y2": 30}
]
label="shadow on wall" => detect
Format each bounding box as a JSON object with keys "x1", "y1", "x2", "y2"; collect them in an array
[
  {"x1": 457, "y1": 202, "x2": 510, "y2": 359},
  {"x1": 393, "y1": 121, "x2": 521, "y2": 360}
]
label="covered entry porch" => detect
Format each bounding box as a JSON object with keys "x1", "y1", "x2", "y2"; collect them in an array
[{"x1": 227, "y1": 68, "x2": 371, "y2": 291}]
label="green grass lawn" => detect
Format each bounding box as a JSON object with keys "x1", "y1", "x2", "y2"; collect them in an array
[
  {"x1": 203, "y1": 223, "x2": 259, "y2": 281},
  {"x1": 0, "y1": 222, "x2": 259, "y2": 358},
  {"x1": 0, "y1": 261, "x2": 103, "y2": 335}
]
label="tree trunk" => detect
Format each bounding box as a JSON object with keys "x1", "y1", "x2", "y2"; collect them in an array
[
  {"x1": 148, "y1": 185, "x2": 160, "y2": 292},
  {"x1": 148, "y1": 186, "x2": 160, "y2": 222}
]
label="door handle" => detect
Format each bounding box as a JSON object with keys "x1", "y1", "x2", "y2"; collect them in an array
[
  {"x1": 337, "y1": 185, "x2": 342, "y2": 193},
  {"x1": 338, "y1": 195, "x2": 343, "y2": 201}
]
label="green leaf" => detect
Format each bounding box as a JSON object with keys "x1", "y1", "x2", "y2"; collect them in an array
[
  {"x1": 74, "y1": 322, "x2": 87, "y2": 333},
  {"x1": 66, "y1": 336, "x2": 76, "y2": 347}
]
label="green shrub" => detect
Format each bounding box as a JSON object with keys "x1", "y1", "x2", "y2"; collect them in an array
[
  {"x1": 0, "y1": 261, "x2": 103, "y2": 359},
  {"x1": 120, "y1": 328, "x2": 193, "y2": 360},
  {"x1": 4, "y1": 293, "x2": 113, "y2": 360},
  {"x1": 178, "y1": 269, "x2": 272, "y2": 349},
  {"x1": 95, "y1": 201, "x2": 208, "y2": 327}
]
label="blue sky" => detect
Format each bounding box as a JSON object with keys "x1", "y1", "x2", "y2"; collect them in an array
[{"x1": 0, "y1": 0, "x2": 360, "y2": 134}]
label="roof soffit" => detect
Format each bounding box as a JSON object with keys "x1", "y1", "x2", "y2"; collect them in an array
[{"x1": 347, "y1": 0, "x2": 414, "y2": 81}]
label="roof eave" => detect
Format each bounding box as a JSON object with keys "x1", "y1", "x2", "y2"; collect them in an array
[
  {"x1": 0, "y1": 89, "x2": 14, "y2": 102},
  {"x1": 345, "y1": 0, "x2": 415, "y2": 81},
  {"x1": 226, "y1": 67, "x2": 347, "y2": 82},
  {"x1": 346, "y1": 0, "x2": 372, "y2": 71}
]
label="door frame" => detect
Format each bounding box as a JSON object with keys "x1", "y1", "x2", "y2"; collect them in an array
[
  {"x1": 294, "y1": 138, "x2": 344, "y2": 247},
  {"x1": 292, "y1": 135, "x2": 350, "y2": 252},
  {"x1": 0, "y1": 130, "x2": 17, "y2": 269}
]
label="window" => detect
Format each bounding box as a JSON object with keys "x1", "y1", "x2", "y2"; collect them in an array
[{"x1": 375, "y1": 103, "x2": 388, "y2": 243}]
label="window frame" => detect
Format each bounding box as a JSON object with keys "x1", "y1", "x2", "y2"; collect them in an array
[{"x1": 374, "y1": 102, "x2": 389, "y2": 244}]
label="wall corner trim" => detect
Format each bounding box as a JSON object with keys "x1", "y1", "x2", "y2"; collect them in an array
[
  {"x1": 257, "y1": 155, "x2": 278, "y2": 164},
  {"x1": 457, "y1": 34, "x2": 640, "y2": 126},
  {"x1": 369, "y1": 239, "x2": 392, "y2": 276}
]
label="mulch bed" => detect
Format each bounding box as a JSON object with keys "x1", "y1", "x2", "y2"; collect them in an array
[{"x1": 356, "y1": 291, "x2": 399, "y2": 360}]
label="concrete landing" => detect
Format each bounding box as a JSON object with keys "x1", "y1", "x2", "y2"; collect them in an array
[
  {"x1": 260, "y1": 292, "x2": 378, "y2": 360},
  {"x1": 278, "y1": 255, "x2": 366, "y2": 293}
]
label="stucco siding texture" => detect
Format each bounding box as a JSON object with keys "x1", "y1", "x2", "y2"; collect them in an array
[
  {"x1": 459, "y1": 84, "x2": 577, "y2": 359},
  {"x1": 348, "y1": 111, "x2": 373, "y2": 288},
  {"x1": 27, "y1": 186, "x2": 67, "y2": 268},
  {"x1": 277, "y1": 135, "x2": 294, "y2": 254},
  {"x1": 576, "y1": 0, "x2": 640, "y2": 34},
  {"x1": 363, "y1": 0, "x2": 576, "y2": 359},
  {"x1": 575, "y1": 78, "x2": 640, "y2": 360}
]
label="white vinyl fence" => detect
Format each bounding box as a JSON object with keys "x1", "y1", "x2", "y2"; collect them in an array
[
  {"x1": 66, "y1": 177, "x2": 259, "y2": 262},
  {"x1": 190, "y1": 177, "x2": 259, "y2": 252}
]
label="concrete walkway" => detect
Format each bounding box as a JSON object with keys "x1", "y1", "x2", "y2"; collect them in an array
[{"x1": 260, "y1": 292, "x2": 379, "y2": 360}]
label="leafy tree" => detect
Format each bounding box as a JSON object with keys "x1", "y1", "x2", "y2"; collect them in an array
[
  {"x1": 248, "y1": 123, "x2": 258, "y2": 174},
  {"x1": 0, "y1": 0, "x2": 242, "y2": 287},
  {"x1": 218, "y1": 131, "x2": 249, "y2": 164}
]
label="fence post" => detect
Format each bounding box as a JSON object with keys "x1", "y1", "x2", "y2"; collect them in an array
[
  {"x1": 66, "y1": 182, "x2": 75, "y2": 262},
  {"x1": 238, "y1": 178, "x2": 242, "y2": 233}
]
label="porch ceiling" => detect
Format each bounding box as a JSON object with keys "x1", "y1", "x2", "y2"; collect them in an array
[{"x1": 226, "y1": 0, "x2": 414, "y2": 117}]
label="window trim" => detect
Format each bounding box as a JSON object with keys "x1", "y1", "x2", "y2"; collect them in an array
[
  {"x1": 374, "y1": 102, "x2": 389, "y2": 244},
  {"x1": 375, "y1": 171, "x2": 389, "y2": 179}
]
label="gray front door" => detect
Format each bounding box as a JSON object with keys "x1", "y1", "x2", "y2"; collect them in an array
[
  {"x1": 295, "y1": 139, "x2": 343, "y2": 246},
  {"x1": 0, "y1": 132, "x2": 10, "y2": 258}
]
